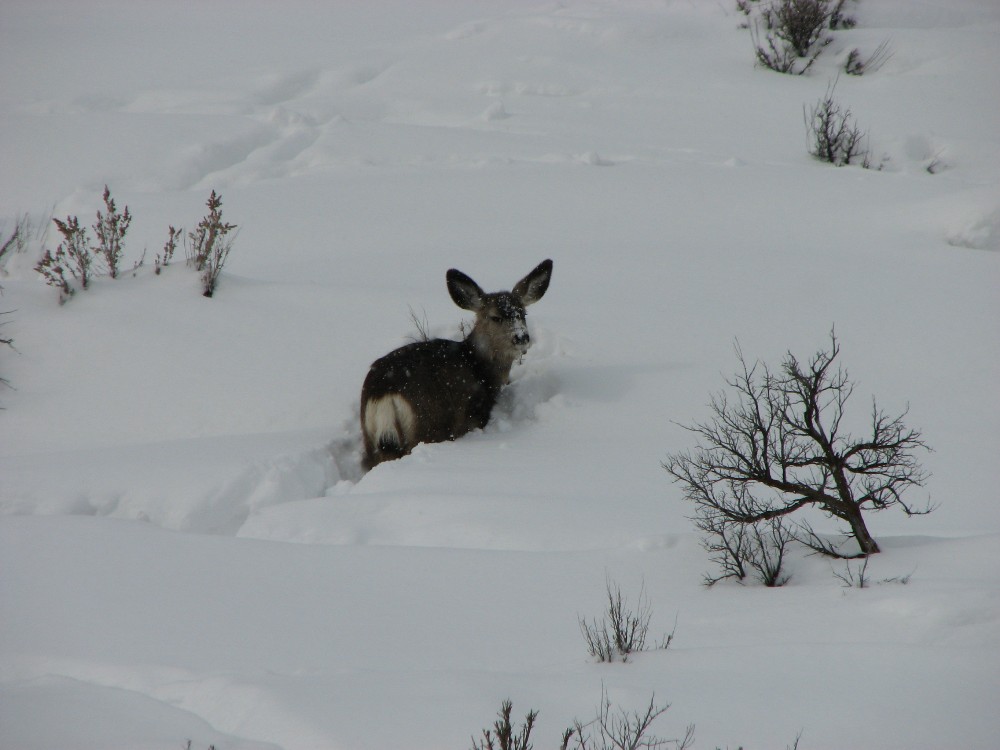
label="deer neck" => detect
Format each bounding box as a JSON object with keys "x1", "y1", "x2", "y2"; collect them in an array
[{"x1": 466, "y1": 330, "x2": 518, "y2": 386}]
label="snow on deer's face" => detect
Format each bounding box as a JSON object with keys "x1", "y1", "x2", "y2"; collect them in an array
[{"x1": 475, "y1": 292, "x2": 531, "y2": 360}]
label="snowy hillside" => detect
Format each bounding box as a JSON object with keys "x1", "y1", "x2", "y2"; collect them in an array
[{"x1": 1, "y1": 1, "x2": 998, "y2": 748}]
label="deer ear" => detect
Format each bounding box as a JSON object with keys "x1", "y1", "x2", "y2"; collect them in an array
[
  {"x1": 512, "y1": 259, "x2": 552, "y2": 306},
  {"x1": 447, "y1": 269, "x2": 485, "y2": 311}
]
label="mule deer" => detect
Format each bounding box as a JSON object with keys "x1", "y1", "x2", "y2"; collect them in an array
[{"x1": 361, "y1": 259, "x2": 553, "y2": 470}]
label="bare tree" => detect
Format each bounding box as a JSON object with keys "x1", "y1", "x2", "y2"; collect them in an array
[{"x1": 664, "y1": 332, "x2": 933, "y2": 558}]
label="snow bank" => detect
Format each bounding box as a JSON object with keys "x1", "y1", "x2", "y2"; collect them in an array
[{"x1": 2, "y1": 1, "x2": 998, "y2": 748}]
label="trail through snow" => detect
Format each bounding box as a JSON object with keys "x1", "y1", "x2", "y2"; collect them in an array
[{"x1": 1, "y1": 2, "x2": 999, "y2": 748}]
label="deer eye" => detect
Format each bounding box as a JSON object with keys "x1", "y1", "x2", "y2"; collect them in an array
[{"x1": 490, "y1": 315, "x2": 503, "y2": 323}]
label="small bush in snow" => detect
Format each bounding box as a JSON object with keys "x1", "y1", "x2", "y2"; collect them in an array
[
  {"x1": 33, "y1": 188, "x2": 134, "y2": 301},
  {"x1": 31, "y1": 187, "x2": 237, "y2": 301},
  {"x1": 749, "y1": 0, "x2": 830, "y2": 75},
  {"x1": 1, "y1": 307, "x2": 14, "y2": 396},
  {"x1": 696, "y1": 514, "x2": 793, "y2": 587},
  {"x1": 470, "y1": 693, "x2": 693, "y2": 750},
  {"x1": 663, "y1": 331, "x2": 933, "y2": 561},
  {"x1": 561, "y1": 688, "x2": 694, "y2": 750},
  {"x1": 804, "y1": 80, "x2": 870, "y2": 166},
  {"x1": 187, "y1": 190, "x2": 238, "y2": 298},
  {"x1": 35, "y1": 215, "x2": 94, "y2": 302},
  {"x1": 471, "y1": 700, "x2": 537, "y2": 750},
  {"x1": 832, "y1": 556, "x2": 913, "y2": 588},
  {"x1": 0, "y1": 223, "x2": 20, "y2": 265},
  {"x1": 52, "y1": 215, "x2": 94, "y2": 288},
  {"x1": 579, "y1": 579, "x2": 674, "y2": 662},
  {"x1": 752, "y1": 26, "x2": 822, "y2": 75},
  {"x1": 827, "y1": 0, "x2": 855, "y2": 30},
  {"x1": 1, "y1": 213, "x2": 30, "y2": 267},
  {"x1": 155, "y1": 225, "x2": 181, "y2": 275},
  {"x1": 407, "y1": 306, "x2": 432, "y2": 343},
  {"x1": 2, "y1": 211, "x2": 53, "y2": 272},
  {"x1": 833, "y1": 556, "x2": 871, "y2": 588},
  {"x1": 746, "y1": 0, "x2": 856, "y2": 75},
  {"x1": 34, "y1": 246, "x2": 75, "y2": 303},
  {"x1": 770, "y1": 0, "x2": 831, "y2": 57},
  {"x1": 92, "y1": 185, "x2": 132, "y2": 279},
  {"x1": 844, "y1": 39, "x2": 893, "y2": 76}
]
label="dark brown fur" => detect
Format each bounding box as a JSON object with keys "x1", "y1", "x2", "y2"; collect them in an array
[{"x1": 361, "y1": 260, "x2": 552, "y2": 470}]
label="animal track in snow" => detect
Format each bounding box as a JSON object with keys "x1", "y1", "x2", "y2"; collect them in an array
[
  {"x1": 252, "y1": 68, "x2": 322, "y2": 106},
  {"x1": 443, "y1": 19, "x2": 489, "y2": 40},
  {"x1": 478, "y1": 80, "x2": 582, "y2": 98}
]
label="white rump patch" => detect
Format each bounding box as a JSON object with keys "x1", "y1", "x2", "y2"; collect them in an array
[{"x1": 363, "y1": 395, "x2": 416, "y2": 450}]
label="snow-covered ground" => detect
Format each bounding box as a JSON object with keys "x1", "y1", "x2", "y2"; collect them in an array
[{"x1": 1, "y1": 1, "x2": 998, "y2": 748}]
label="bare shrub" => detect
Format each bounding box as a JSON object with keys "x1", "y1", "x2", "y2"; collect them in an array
[
  {"x1": 35, "y1": 215, "x2": 94, "y2": 302},
  {"x1": 0, "y1": 309, "x2": 11, "y2": 348},
  {"x1": 407, "y1": 306, "x2": 432, "y2": 342},
  {"x1": 187, "y1": 190, "x2": 237, "y2": 298},
  {"x1": 752, "y1": 23, "x2": 821, "y2": 75},
  {"x1": 805, "y1": 80, "x2": 870, "y2": 165},
  {"x1": 25, "y1": 189, "x2": 240, "y2": 300},
  {"x1": 832, "y1": 556, "x2": 914, "y2": 588},
  {"x1": 33, "y1": 248, "x2": 74, "y2": 303},
  {"x1": 53, "y1": 215, "x2": 93, "y2": 289},
  {"x1": 828, "y1": 0, "x2": 855, "y2": 29},
  {"x1": 749, "y1": 0, "x2": 840, "y2": 75},
  {"x1": 745, "y1": 518, "x2": 794, "y2": 586},
  {"x1": 1, "y1": 213, "x2": 30, "y2": 268},
  {"x1": 925, "y1": 152, "x2": 946, "y2": 175},
  {"x1": 664, "y1": 331, "x2": 933, "y2": 560},
  {"x1": 833, "y1": 556, "x2": 871, "y2": 588},
  {"x1": 155, "y1": 225, "x2": 181, "y2": 275},
  {"x1": 0, "y1": 221, "x2": 21, "y2": 262},
  {"x1": 561, "y1": 688, "x2": 694, "y2": 750},
  {"x1": 92, "y1": 185, "x2": 132, "y2": 278},
  {"x1": 1, "y1": 307, "x2": 14, "y2": 396},
  {"x1": 472, "y1": 700, "x2": 537, "y2": 750},
  {"x1": 33, "y1": 189, "x2": 135, "y2": 301},
  {"x1": 844, "y1": 39, "x2": 893, "y2": 76},
  {"x1": 696, "y1": 515, "x2": 794, "y2": 587},
  {"x1": 772, "y1": 0, "x2": 831, "y2": 56},
  {"x1": 579, "y1": 579, "x2": 669, "y2": 663}
]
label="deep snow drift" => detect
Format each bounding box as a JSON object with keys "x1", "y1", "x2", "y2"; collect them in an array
[{"x1": 1, "y1": 1, "x2": 998, "y2": 748}]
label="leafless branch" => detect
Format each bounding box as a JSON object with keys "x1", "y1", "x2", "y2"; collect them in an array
[{"x1": 665, "y1": 330, "x2": 932, "y2": 574}]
